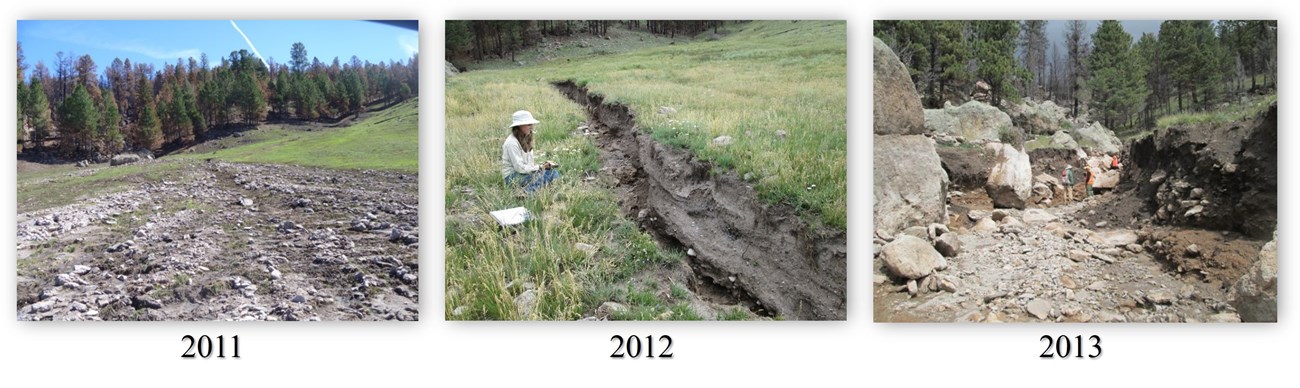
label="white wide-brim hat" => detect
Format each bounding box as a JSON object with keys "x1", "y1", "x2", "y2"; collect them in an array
[{"x1": 511, "y1": 110, "x2": 540, "y2": 127}]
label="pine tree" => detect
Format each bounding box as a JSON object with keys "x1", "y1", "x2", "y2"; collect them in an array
[
  {"x1": 1087, "y1": 21, "x2": 1148, "y2": 130},
  {"x1": 971, "y1": 20, "x2": 1024, "y2": 106},
  {"x1": 182, "y1": 83, "x2": 205, "y2": 138},
  {"x1": 57, "y1": 84, "x2": 98, "y2": 156},
  {"x1": 18, "y1": 43, "x2": 27, "y2": 146},
  {"x1": 24, "y1": 76, "x2": 53, "y2": 143},
  {"x1": 1133, "y1": 32, "x2": 1163, "y2": 127},
  {"x1": 1159, "y1": 21, "x2": 1197, "y2": 111},
  {"x1": 99, "y1": 90, "x2": 123, "y2": 154},
  {"x1": 231, "y1": 71, "x2": 266, "y2": 125},
  {"x1": 170, "y1": 82, "x2": 194, "y2": 142},
  {"x1": 135, "y1": 77, "x2": 162, "y2": 150},
  {"x1": 290, "y1": 42, "x2": 308, "y2": 73}
]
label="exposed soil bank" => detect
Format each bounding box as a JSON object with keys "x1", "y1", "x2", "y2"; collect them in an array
[{"x1": 554, "y1": 81, "x2": 846, "y2": 320}]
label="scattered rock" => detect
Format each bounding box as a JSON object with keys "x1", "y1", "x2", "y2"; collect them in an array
[
  {"x1": 880, "y1": 235, "x2": 947, "y2": 280},
  {"x1": 1025, "y1": 299, "x2": 1052, "y2": 320},
  {"x1": 596, "y1": 301, "x2": 627, "y2": 319},
  {"x1": 711, "y1": 135, "x2": 734, "y2": 146},
  {"x1": 972, "y1": 217, "x2": 998, "y2": 233},
  {"x1": 132, "y1": 295, "x2": 163, "y2": 309},
  {"x1": 574, "y1": 243, "x2": 598, "y2": 256},
  {"x1": 1091, "y1": 253, "x2": 1116, "y2": 264},
  {"x1": 1145, "y1": 290, "x2": 1175, "y2": 305},
  {"x1": 514, "y1": 290, "x2": 539, "y2": 318},
  {"x1": 1022, "y1": 209, "x2": 1057, "y2": 224},
  {"x1": 1059, "y1": 275, "x2": 1079, "y2": 289},
  {"x1": 933, "y1": 233, "x2": 961, "y2": 257}
]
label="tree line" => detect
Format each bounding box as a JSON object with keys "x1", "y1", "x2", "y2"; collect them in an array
[
  {"x1": 875, "y1": 20, "x2": 1277, "y2": 131},
  {"x1": 445, "y1": 20, "x2": 728, "y2": 63},
  {"x1": 17, "y1": 42, "x2": 418, "y2": 159}
]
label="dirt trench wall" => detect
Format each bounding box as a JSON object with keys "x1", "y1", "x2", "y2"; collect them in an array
[
  {"x1": 553, "y1": 81, "x2": 847, "y2": 320},
  {"x1": 1121, "y1": 103, "x2": 1277, "y2": 238}
]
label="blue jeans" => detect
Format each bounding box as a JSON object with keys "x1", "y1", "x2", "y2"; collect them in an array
[{"x1": 507, "y1": 169, "x2": 559, "y2": 193}]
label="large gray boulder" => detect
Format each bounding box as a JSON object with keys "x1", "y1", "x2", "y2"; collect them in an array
[
  {"x1": 1074, "y1": 121, "x2": 1122, "y2": 154},
  {"x1": 1050, "y1": 131, "x2": 1079, "y2": 149},
  {"x1": 873, "y1": 38, "x2": 925, "y2": 135},
  {"x1": 110, "y1": 154, "x2": 141, "y2": 166},
  {"x1": 1010, "y1": 99, "x2": 1069, "y2": 134},
  {"x1": 880, "y1": 235, "x2": 948, "y2": 280},
  {"x1": 445, "y1": 60, "x2": 460, "y2": 78},
  {"x1": 985, "y1": 142, "x2": 1032, "y2": 209},
  {"x1": 874, "y1": 135, "x2": 949, "y2": 236},
  {"x1": 1093, "y1": 169, "x2": 1121, "y2": 190},
  {"x1": 923, "y1": 100, "x2": 1014, "y2": 142},
  {"x1": 1230, "y1": 232, "x2": 1277, "y2": 322}
]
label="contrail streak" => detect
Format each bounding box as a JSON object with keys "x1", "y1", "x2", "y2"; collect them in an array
[{"x1": 229, "y1": 20, "x2": 264, "y2": 59}]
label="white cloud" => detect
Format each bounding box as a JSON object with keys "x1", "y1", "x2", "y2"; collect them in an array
[
  {"x1": 398, "y1": 33, "x2": 419, "y2": 57},
  {"x1": 31, "y1": 26, "x2": 202, "y2": 60}
]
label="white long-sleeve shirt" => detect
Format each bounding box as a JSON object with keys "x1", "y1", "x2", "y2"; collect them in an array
[{"x1": 501, "y1": 135, "x2": 539, "y2": 178}]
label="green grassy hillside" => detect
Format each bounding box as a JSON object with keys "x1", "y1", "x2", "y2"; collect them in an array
[{"x1": 185, "y1": 98, "x2": 419, "y2": 173}]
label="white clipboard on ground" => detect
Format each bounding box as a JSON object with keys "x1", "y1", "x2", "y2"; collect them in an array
[{"x1": 490, "y1": 207, "x2": 531, "y2": 227}]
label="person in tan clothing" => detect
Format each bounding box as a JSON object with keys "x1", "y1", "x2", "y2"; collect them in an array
[{"x1": 501, "y1": 110, "x2": 559, "y2": 193}]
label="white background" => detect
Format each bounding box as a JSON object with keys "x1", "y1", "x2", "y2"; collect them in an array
[{"x1": 2, "y1": 0, "x2": 1294, "y2": 386}]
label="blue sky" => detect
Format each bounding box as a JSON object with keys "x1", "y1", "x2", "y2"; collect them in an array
[
  {"x1": 18, "y1": 20, "x2": 418, "y2": 80},
  {"x1": 1044, "y1": 20, "x2": 1163, "y2": 48}
]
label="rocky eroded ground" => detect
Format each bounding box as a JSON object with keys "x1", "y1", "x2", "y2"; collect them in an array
[
  {"x1": 17, "y1": 160, "x2": 418, "y2": 321},
  {"x1": 874, "y1": 194, "x2": 1266, "y2": 323}
]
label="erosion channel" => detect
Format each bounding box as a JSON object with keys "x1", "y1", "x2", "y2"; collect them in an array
[{"x1": 554, "y1": 81, "x2": 847, "y2": 320}]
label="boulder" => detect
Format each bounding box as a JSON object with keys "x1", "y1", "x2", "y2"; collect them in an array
[
  {"x1": 1022, "y1": 209, "x2": 1057, "y2": 224},
  {"x1": 985, "y1": 143, "x2": 1032, "y2": 209},
  {"x1": 1073, "y1": 122, "x2": 1122, "y2": 154},
  {"x1": 923, "y1": 100, "x2": 1014, "y2": 142},
  {"x1": 1050, "y1": 131, "x2": 1079, "y2": 149},
  {"x1": 444, "y1": 60, "x2": 460, "y2": 77},
  {"x1": 873, "y1": 38, "x2": 926, "y2": 135},
  {"x1": 1099, "y1": 230, "x2": 1139, "y2": 246},
  {"x1": 1025, "y1": 299, "x2": 1052, "y2": 320},
  {"x1": 933, "y1": 233, "x2": 961, "y2": 257},
  {"x1": 1010, "y1": 99, "x2": 1069, "y2": 134},
  {"x1": 972, "y1": 217, "x2": 998, "y2": 233},
  {"x1": 1034, "y1": 173, "x2": 1062, "y2": 190},
  {"x1": 110, "y1": 154, "x2": 141, "y2": 166},
  {"x1": 880, "y1": 235, "x2": 948, "y2": 280},
  {"x1": 1230, "y1": 232, "x2": 1277, "y2": 322},
  {"x1": 1093, "y1": 169, "x2": 1121, "y2": 190},
  {"x1": 874, "y1": 135, "x2": 949, "y2": 236}
]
